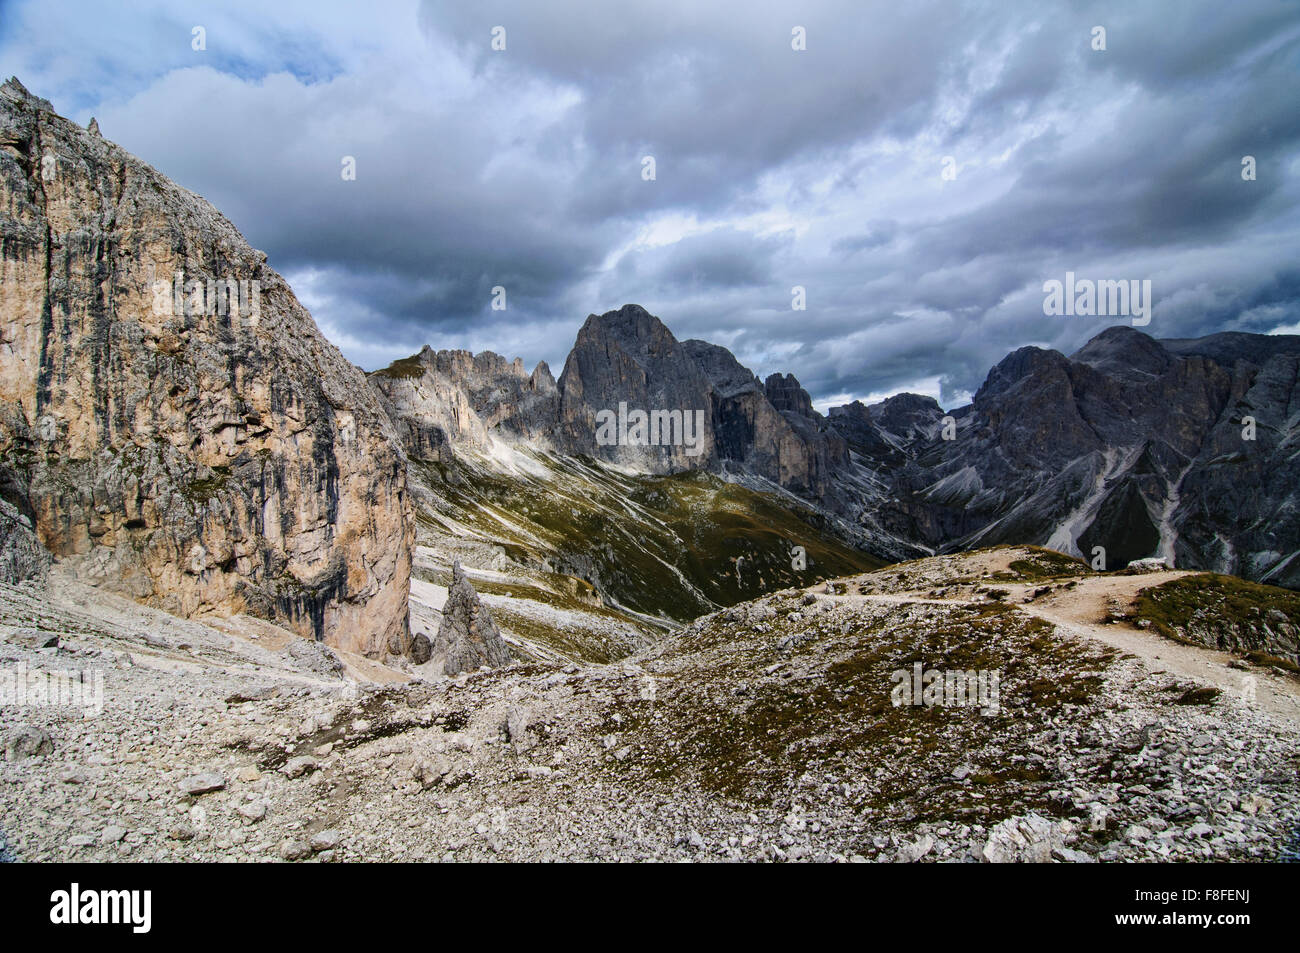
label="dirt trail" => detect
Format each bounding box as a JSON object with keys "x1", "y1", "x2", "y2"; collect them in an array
[
  {"x1": 841, "y1": 565, "x2": 1300, "y2": 727},
  {"x1": 1012, "y1": 572, "x2": 1300, "y2": 726}
]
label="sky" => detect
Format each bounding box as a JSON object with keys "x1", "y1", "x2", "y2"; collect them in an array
[{"x1": 2, "y1": 0, "x2": 1298, "y2": 410}]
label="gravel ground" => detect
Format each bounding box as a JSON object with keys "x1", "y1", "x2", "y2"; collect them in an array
[{"x1": 2, "y1": 549, "x2": 1297, "y2": 862}]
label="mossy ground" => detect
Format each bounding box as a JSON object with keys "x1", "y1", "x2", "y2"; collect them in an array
[{"x1": 599, "y1": 595, "x2": 1119, "y2": 831}]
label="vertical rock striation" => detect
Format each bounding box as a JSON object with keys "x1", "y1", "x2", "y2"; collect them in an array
[{"x1": 0, "y1": 78, "x2": 412, "y2": 657}]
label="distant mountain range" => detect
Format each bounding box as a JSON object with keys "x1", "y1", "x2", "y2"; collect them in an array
[{"x1": 373, "y1": 304, "x2": 1300, "y2": 591}]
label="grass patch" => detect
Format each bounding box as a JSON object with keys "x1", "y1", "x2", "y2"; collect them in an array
[
  {"x1": 1131, "y1": 573, "x2": 1300, "y2": 669},
  {"x1": 371, "y1": 355, "x2": 425, "y2": 379}
]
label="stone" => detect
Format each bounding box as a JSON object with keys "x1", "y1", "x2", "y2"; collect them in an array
[
  {"x1": 5, "y1": 625, "x2": 57, "y2": 649},
  {"x1": 179, "y1": 771, "x2": 226, "y2": 795},
  {"x1": 281, "y1": 756, "x2": 319, "y2": 779},
  {"x1": 1052, "y1": 845, "x2": 1095, "y2": 863},
  {"x1": 5, "y1": 726, "x2": 53, "y2": 761},
  {"x1": 433, "y1": 562, "x2": 511, "y2": 676},
  {"x1": 981, "y1": 814, "x2": 1060, "y2": 864},
  {"x1": 167, "y1": 822, "x2": 196, "y2": 841},
  {"x1": 503, "y1": 706, "x2": 533, "y2": 750},
  {"x1": 236, "y1": 801, "x2": 267, "y2": 823},
  {"x1": 284, "y1": 639, "x2": 346, "y2": 679},
  {"x1": 896, "y1": 834, "x2": 935, "y2": 863},
  {"x1": 1126, "y1": 557, "x2": 1169, "y2": 572},
  {"x1": 309, "y1": 830, "x2": 340, "y2": 852},
  {"x1": 278, "y1": 838, "x2": 313, "y2": 861},
  {"x1": 370, "y1": 347, "x2": 558, "y2": 458}
]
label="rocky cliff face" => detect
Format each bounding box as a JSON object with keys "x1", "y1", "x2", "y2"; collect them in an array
[
  {"x1": 683, "y1": 339, "x2": 848, "y2": 498},
  {"x1": 0, "y1": 496, "x2": 48, "y2": 585},
  {"x1": 0, "y1": 78, "x2": 412, "y2": 657},
  {"x1": 557, "y1": 304, "x2": 716, "y2": 472},
  {"x1": 369, "y1": 346, "x2": 558, "y2": 461}
]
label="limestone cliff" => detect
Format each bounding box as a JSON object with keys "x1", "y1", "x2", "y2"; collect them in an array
[
  {"x1": 369, "y1": 346, "x2": 557, "y2": 459},
  {"x1": 0, "y1": 78, "x2": 412, "y2": 658}
]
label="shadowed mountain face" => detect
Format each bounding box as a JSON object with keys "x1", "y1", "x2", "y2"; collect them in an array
[
  {"x1": 885, "y1": 326, "x2": 1300, "y2": 588},
  {"x1": 557, "y1": 305, "x2": 717, "y2": 472}
]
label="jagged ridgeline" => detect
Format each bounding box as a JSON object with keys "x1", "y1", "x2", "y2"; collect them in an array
[
  {"x1": 367, "y1": 308, "x2": 888, "y2": 640},
  {"x1": 887, "y1": 327, "x2": 1300, "y2": 588}
]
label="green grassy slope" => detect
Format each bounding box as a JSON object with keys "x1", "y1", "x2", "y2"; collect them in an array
[{"x1": 410, "y1": 446, "x2": 882, "y2": 625}]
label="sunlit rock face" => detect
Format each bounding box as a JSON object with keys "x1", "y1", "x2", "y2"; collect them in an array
[{"x1": 0, "y1": 78, "x2": 412, "y2": 658}]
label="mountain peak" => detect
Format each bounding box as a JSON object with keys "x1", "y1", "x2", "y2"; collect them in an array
[
  {"x1": 1, "y1": 76, "x2": 53, "y2": 112},
  {"x1": 577, "y1": 304, "x2": 670, "y2": 348},
  {"x1": 682, "y1": 339, "x2": 762, "y2": 397},
  {"x1": 974, "y1": 345, "x2": 1069, "y2": 402},
  {"x1": 1070, "y1": 326, "x2": 1170, "y2": 380},
  {"x1": 764, "y1": 372, "x2": 815, "y2": 417}
]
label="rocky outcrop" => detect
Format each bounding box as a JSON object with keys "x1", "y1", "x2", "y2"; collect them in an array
[
  {"x1": 369, "y1": 346, "x2": 558, "y2": 460},
  {"x1": 444, "y1": 349, "x2": 558, "y2": 440},
  {"x1": 370, "y1": 352, "x2": 492, "y2": 461},
  {"x1": 763, "y1": 373, "x2": 815, "y2": 417},
  {"x1": 557, "y1": 305, "x2": 716, "y2": 472},
  {"x1": 0, "y1": 497, "x2": 48, "y2": 585},
  {"x1": 0, "y1": 78, "x2": 412, "y2": 657},
  {"x1": 675, "y1": 339, "x2": 846, "y2": 498},
  {"x1": 434, "y1": 561, "x2": 511, "y2": 675}
]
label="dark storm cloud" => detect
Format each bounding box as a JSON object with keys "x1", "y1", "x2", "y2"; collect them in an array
[{"x1": 1, "y1": 0, "x2": 1297, "y2": 404}]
